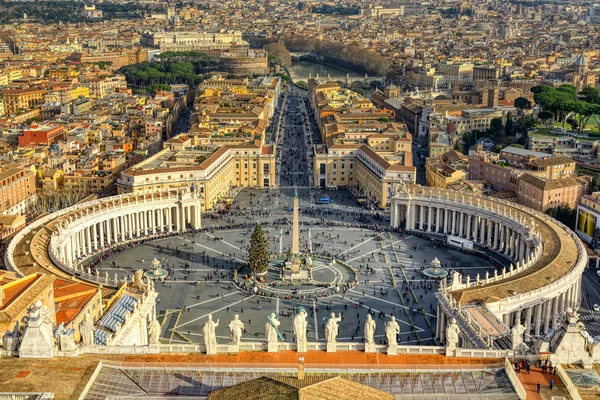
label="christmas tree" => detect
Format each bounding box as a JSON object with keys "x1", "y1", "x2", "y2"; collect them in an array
[{"x1": 248, "y1": 225, "x2": 269, "y2": 274}]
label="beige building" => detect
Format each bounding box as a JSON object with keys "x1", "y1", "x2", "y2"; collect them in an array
[
  {"x1": 117, "y1": 135, "x2": 276, "y2": 210},
  {"x1": 313, "y1": 143, "x2": 415, "y2": 209},
  {"x1": 425, "y1": 150, "x2": 469, "y2": 189},
  {"x1": 517, "y1": 174, "x2": 590, "y2": 212}
]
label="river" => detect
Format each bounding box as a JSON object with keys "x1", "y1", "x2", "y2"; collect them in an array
[{"x1": 288, "y1": 60, "x2": 375, "y2": 98}]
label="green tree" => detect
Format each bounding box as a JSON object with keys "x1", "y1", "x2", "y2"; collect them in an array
[
  {"x1": 505, "y1": 112, "x2": 514, "y2": 136},
  {"x1": 538, "y1": 110, "x2": 554, "y2": 126},
  {"x1": 248, "y1": 225, "x2": 269, "y2": 274},
  {"x1": 545, "y1": 206, "x2": 577, "y2": 229},
  {"x1": 490, "y1": 117, "x2": 503, "y2": 133},
  {"x1": 514, "y1": 97, "x2": 532, "y2": 115}
]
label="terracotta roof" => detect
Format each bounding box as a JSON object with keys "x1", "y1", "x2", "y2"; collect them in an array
[
  {"x1": 0, "y1": 273, "x2": 55, "y2": 323},
  {"x1": 53, "y1": 278, "x2": 99, "y2": 326},
  {"x1": 527, "y1": 155, "x2": 574, "y2": 168}
]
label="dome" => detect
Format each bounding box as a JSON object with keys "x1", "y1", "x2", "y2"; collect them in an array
[{"x1": 575, "y1": 53, "x2": 588, "y2": 66}]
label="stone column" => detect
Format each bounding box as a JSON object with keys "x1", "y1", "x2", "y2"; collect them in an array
[
  {"x1": 479, "y1": 218, "x2": 485, "y2": 244},
  {"x1": 503, "y1": 313, "x2": 509, "y2": 326},
  {"x1": 168, "y1": 208, "x2": 173, "y2": 232},
  {"x1": 565, "y1": 287, "x2": 572, "y2": 309},
  {"x1": 543, "y1": 299, "x2": 552, "y2": 334},
  {"x1": 459, "y1": 212, "x2": 464, "y2": 237},
  {"x1": 505, "y1": 229, "x2": 511, "y2": 255},
  {"x1": 494, "y1": 222, "x2": 499, "y2": 250},
  {"x1": 436, "y1": 207, "x2": 441, "y2": 233},
  {"x1": 419, "y1": 205, "x2": 424, "y2": 231},
  {"x1": 120, "y1": 216, "x2": 126, "y2": 241},
  {"x1": 84, "y1": 228, "x2": 91, "y2": 255},
  {"x1": 558, "y1": 291, "x2": 565, "y2": 312},
  {"x1": 98, "y1": 222, "x2": 103, "y2": 248},
  {"x1": 444, "y1": 209, "x2": 449, "y2": 233},
  {"x1": 523, "y1": 307, "x2": 532, "y2": 332},
  {"x1": 466, "y1": 214, "x2": 472, "y2": 239},
  {"x1": 137, "y1": 212, "x2": 142, "y2": 236},
  {"x1": 427, "y1": 206, "x2": 433, "y2": 232},
  {"x1": 534, "y1": 303, "x2": 542, "y2": 336},
  {"x1": 515, "y1": 309, "x2": 522, "y2": 327},
  {"x1": 487, "y1": 219, "x2": 492, "y2": 247},
  {"x1": 452, "y1": 209, "x2": 458, "y2": 235},
  {"x1": 499, "y1": 225, "x2": 505, "y2": 253},
  {"x1": 92, "y1": 225, "x2": 97, "y2": 251}
]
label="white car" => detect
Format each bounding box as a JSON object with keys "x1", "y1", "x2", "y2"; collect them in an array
[{"x1": 594, "y1": 304, "x2": 600, "y2": 312}]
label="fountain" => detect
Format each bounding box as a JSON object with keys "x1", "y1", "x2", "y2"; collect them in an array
[
  {"x1": 422, "y1": 257, "x2": 448, "y2": 279},
  {"x1": 144, "y1": 258, "x2": 168, "y2": 280}
]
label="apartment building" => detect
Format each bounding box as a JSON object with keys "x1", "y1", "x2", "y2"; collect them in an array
[
  {"x1": 313, "y1": 143, "x2": 415, "y2": 209},
  {"x1": 1, "y1": 88, "x2": 45, "y2": 115},
  {"x1": 425, "y1": 150, "x2": 469, "y2": 189},
  {"x1": 0, "y1": 164, "x2": 36, "y2": 215},
  {"x1": 117, "y1": 138, "x2": 276, "y2": 210}
]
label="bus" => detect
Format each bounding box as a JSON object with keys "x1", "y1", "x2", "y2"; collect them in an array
[
  {"x1": 447, "y1": 235, "x2": 473, "y2": 250},
  {"x1": 317, "y1": 197, "x2": 333, "y2": 204}
]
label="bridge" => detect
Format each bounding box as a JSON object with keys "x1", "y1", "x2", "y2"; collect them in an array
[{"x1": 288, "y1": 70, "x2": 387, "y2": 89}]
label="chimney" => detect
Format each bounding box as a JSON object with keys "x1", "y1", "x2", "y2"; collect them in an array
[{"x1": 297, "y1": 357, "x2": 305, "y2": 381}]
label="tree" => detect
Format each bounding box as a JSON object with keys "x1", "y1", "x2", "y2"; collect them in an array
[
  {"x1": 490, "y1": 117, "x2": 503, "y2": 133},
  {"x1": 505, "y1": 112, "x2": 514, "y2": 136},
  {"x1": 248, "y1": 225, "x2": 269, "y2": 274},
  {"x1": 538, "y1": 110, "x2": 554, "y2": 126},
  {"x1": 514, "y1": 97, "x2": 532, "y2": 115},
  {"x1": 545, "y1": 206, "x2": 576, "y2": 229}
]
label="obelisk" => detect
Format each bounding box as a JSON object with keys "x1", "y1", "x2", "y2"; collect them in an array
[{"x1": 292, "y1": 188, "x2": 300, "y2": 255}]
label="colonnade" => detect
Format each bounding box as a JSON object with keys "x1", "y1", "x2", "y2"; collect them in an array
[
  {"x1": 50, "y1": 191, "x2": 202, "y2": 270},
  {"x1": 390, "y1": 186, "x2": 586, "y2": 349},
  {"x1": 393, "y1": 202, "x2": 532, "y2": 262}
]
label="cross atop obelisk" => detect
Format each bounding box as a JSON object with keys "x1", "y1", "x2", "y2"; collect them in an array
[{"x1": 292, "y1": 187, "x2": 300, "y2": 255}]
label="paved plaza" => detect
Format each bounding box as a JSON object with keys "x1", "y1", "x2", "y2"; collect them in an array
[{"x1": 92, "y1": 188, "x2": 508, "y2": 348}]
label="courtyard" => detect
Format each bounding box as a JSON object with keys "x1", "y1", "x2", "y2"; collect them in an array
[{"x1": 91, "y1": 188, "x2": 509, "y2": 348}]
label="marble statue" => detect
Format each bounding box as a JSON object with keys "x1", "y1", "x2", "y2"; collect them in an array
[
  {"x1": 511, "y1": 323, "x2": 526, "y2": 351},
  {"x1": 385, "y1": 316, "x2": 400, "y2": 347},
  {"x1": 148, "y1": 318, "x2": 161, "y2": 345},
  {"x1": 2, "y1": 326, "x2": 19, "y2": 352},
  {"x1": 446, "y1": 318, "x2": 460, "y2": 348},
  {"x1": 265, "y1": 312, "x2": 281, "y2": 343},
  {"x1": 364, "y1": 314, "x2": 376, "y2": 345},
  {"x1": 79, "y1": 312, "x2": 95, "y2": 346},
  {"x1": 132, "y1": 269, "x2": 147, "y2": 291},
  {"x1": 55, "y1": 323, "x2": 77, "y2": 352},
  {"x1": 293, "y1": 307, "x2": 308, "y2": 352},
  {"x1": 228, "y1": 314, "x2": 244, "y2": 345},
  {"x1": 325, "y1": 313, "x2": 342, "y2": 343},
  {"x1": 202, "y1": 314, "x2": 219, "y2": 353}
]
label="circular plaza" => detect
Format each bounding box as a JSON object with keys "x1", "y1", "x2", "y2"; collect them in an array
[{"x1": 74, "y1": 188, "x2": 507, "y2": 347}]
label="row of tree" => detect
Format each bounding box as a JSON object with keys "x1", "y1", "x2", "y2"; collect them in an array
[
  {"x1": 532, "y1": 84, "x2": 600, "y2": 132},
  {"x1": 280, "y1": 37, "x2": 392, "y2": 76},
  {"x1": 119, "y1": 59, "x2": 216, "y2": 92}
]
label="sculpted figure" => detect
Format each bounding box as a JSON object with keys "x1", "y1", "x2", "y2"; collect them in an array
[
  {"x1": 293, "y1": 307, "x2": 308, "y2": 352},
  {"x1": 446, "y1": 318, "x2": 460, "y2": 348},
  {"x1": 79, "y1": 312, "x2": 95, "y2": 346},
  {"x1": 364, "y1": 314, "x2": 376, "y2": 345},
  {"x1": 202, "y1": 314, "x2": 219, "y2": 349},
  {"x1": 511, "y1": 323, "x2": 526, "y2": 351},
  {"x1": 385, "y1": 316, "x2": 400, "y2": 346},
  {"x1": 325, "y1": 313, "x2": 342, "y2": 344},
  {"x1": 266, "y1": 313, "x2": 281, "y2": 343},
  {"x1": 228, "y1": 314, "x2": 244, "y2": 345},
  {"x1": 148, "y1": 318, "x2": 161, "y2": 345}
]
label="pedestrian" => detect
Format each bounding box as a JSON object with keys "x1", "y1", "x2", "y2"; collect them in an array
[
  {"x1": 549, "y1": 379, "x2": 554, "y2": 390},
  {"x1": 537, "y1": 383, "x2": 541, "y2": 393}
]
